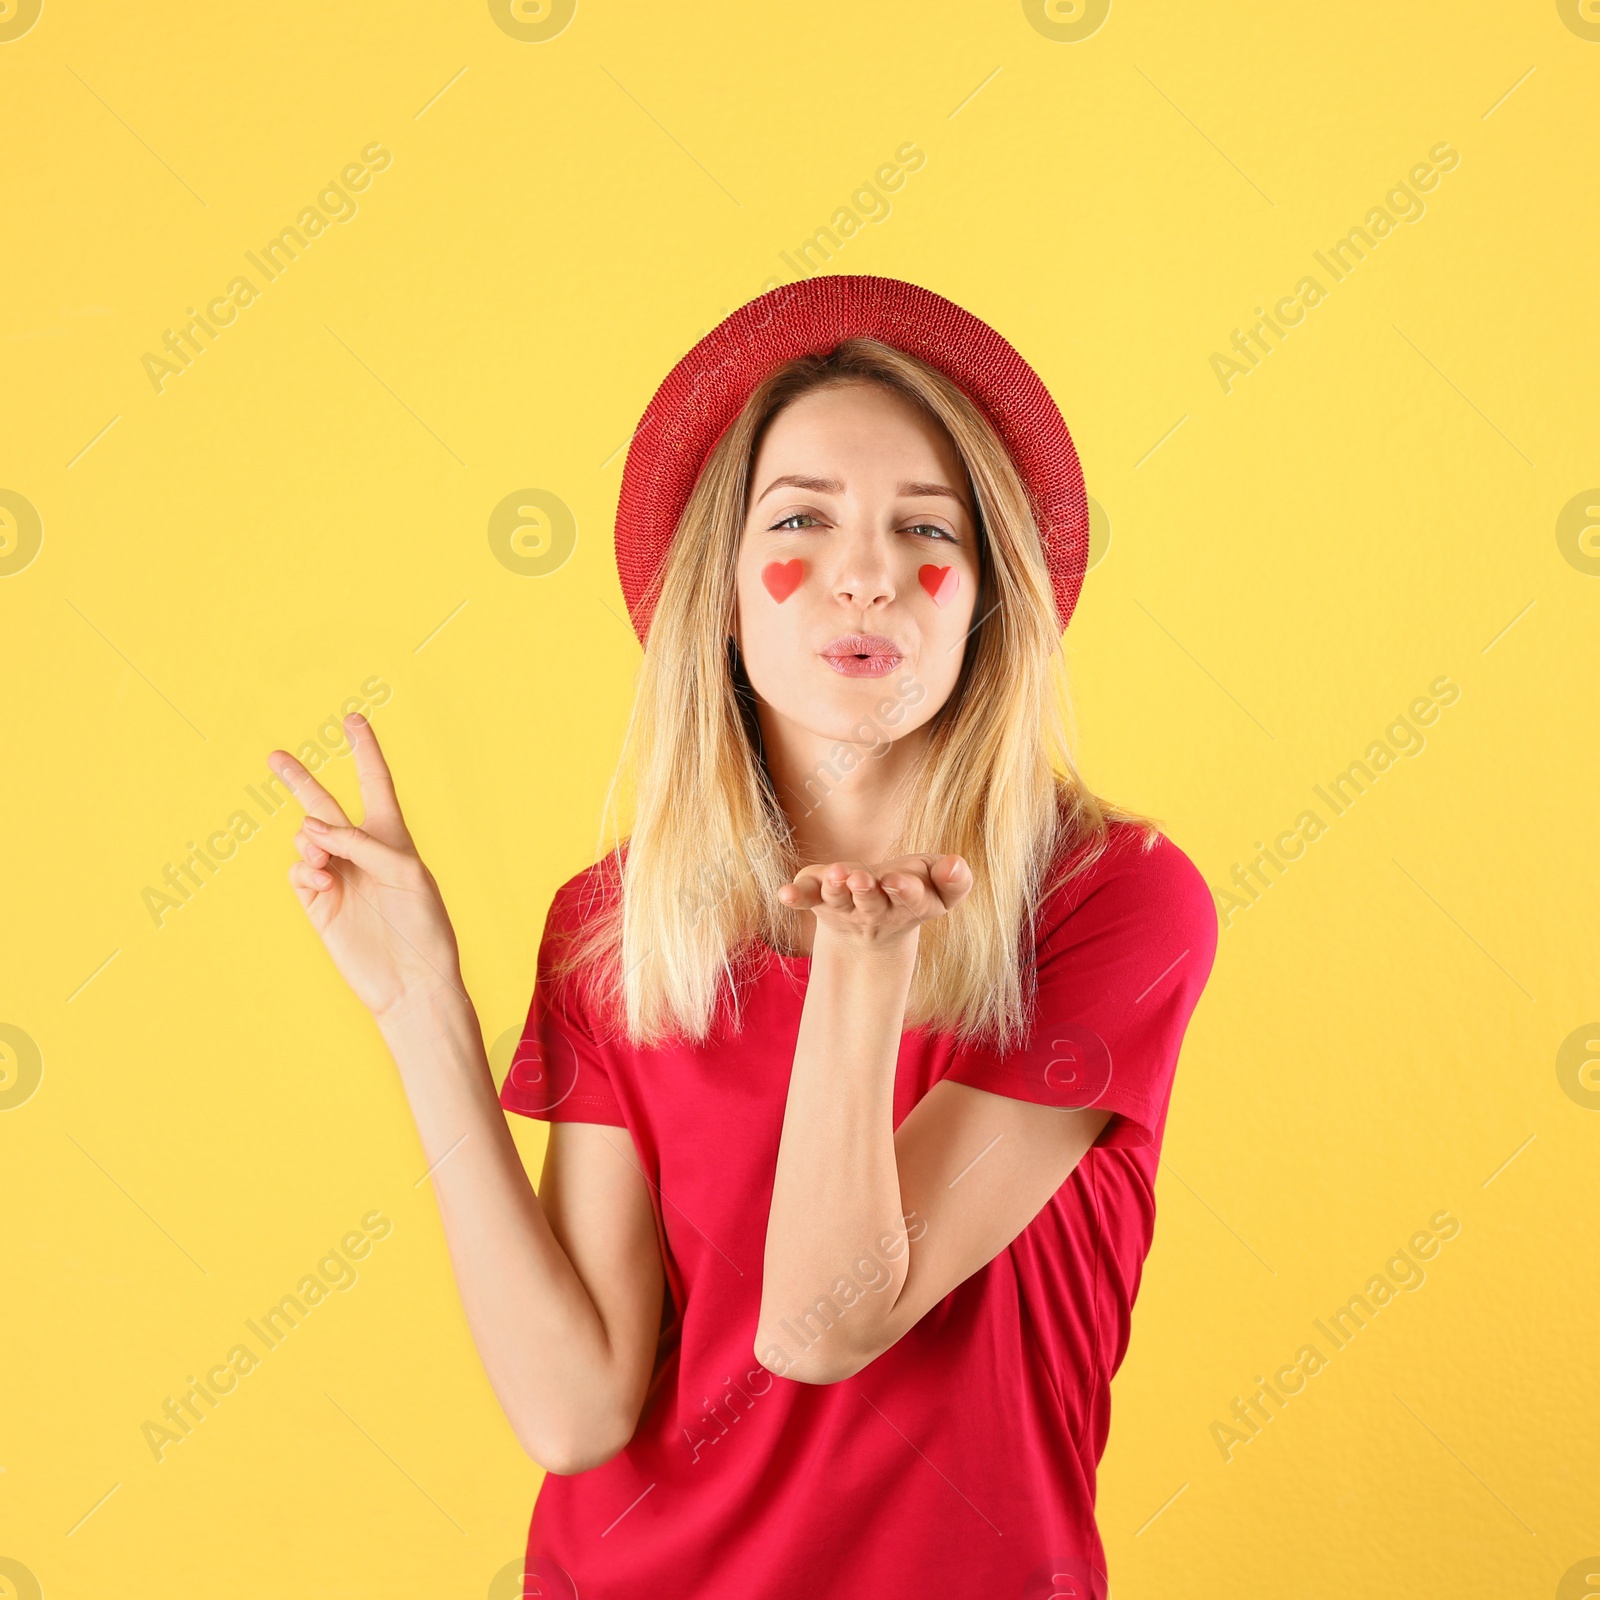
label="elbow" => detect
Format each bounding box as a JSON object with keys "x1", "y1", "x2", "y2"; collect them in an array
[
  {"x1": 752, "y1": 1333, "x2": 879, "y2": 1388},
  {"x1": 534, "y1": 1441, "x2": 623, "y2": 1477},
  {"x1": 517, "y1": 1409, "x2": 638, "y2": 1477},
  {"x1": 783, "y1": 1353, "x2": 864, "y2": 1386}
]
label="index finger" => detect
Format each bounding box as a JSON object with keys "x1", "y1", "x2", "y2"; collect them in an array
[
  {"x1": 347, "y1": 714, "x2": 406, "y2": 832},
  {"x1": 267, "y1": 747, "x2": 352, "y2": 827}
]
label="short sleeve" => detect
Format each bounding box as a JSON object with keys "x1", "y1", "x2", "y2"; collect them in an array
[
  {"x1": 941, "y1": 829, "x2": 1218, "y2": 1150},
  {"x1": 498, "y1": 881, "x2": 628, "y2": 1128}
]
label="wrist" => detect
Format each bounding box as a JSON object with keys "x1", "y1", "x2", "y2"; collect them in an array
[
  {"x1": 374, "y1": 975, "x2": 477, "y2": 1044},
  {"x1": 809, "y1": 923, "x2": 920, "y2": 975}
]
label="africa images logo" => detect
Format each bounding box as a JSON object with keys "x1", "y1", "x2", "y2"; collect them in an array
[
  {"x1": 1208, "y1": 142, "x2": 1461, "y2": 394},
  {"x1": 140, "y1": 1210, "x2": 393, "y2": 1461},
  {"x1": 139, "y1": 142, "x2": 393, "y2": 394}
]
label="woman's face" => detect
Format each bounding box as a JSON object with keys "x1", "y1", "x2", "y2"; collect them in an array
[{"x1": 733, "y1": 381, "x2": 981, "y2": 749}]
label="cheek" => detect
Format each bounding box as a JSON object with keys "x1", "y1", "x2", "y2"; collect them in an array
[
  {"x1": 734, "y1": 562, "x2": 802, "y2": 684},
  {"x1": 761, "y1": 558, "x2": 806, "y2": 603},
  {"x1": 917, "y1": 563, "x2": 961, "y2": 607},
  {"x1": 904, "y1": 644, "x2": 964, "y2": 725}
]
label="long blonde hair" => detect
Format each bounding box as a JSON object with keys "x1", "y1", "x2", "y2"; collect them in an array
[{"x1": 556, "y1": 336, "x2": 1160, "y2": 1050}]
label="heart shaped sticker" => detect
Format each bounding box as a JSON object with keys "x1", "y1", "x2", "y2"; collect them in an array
[
  {"x1": 918, "y1": 564, "x2": 959, "y2": 607},
  {"x1": 762, "y1": 559, "x2": 805, "y2": 602}
]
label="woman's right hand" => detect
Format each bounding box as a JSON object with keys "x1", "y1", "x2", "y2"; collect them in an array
[{"x1": 270, "y1": 715, "x2": 464, "y2": 1021}]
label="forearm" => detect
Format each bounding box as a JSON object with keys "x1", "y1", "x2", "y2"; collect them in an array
[
  {"x1": 756, "y1": 932, "x2": 917, "y2": 1381},
  {"x1": 377, "y1": 988, "x2": 634, "y2": 1468}
]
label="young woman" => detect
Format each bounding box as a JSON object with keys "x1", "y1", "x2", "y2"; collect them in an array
[{"x1": 270, "y1": 276, "x2": 1218, "y2": 1598}]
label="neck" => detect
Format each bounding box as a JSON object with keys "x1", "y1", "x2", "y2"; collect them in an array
[{"x1": 757, "y1": 703, "x2": 927, "y2": 870}]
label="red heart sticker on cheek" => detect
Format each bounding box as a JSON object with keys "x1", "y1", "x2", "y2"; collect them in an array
[
  {"x1": 918, "y1": 564, "x2": 960, "y2": 606},
  {"x1": 762, "y1": 559, "x2": 805, "y2": 602}
]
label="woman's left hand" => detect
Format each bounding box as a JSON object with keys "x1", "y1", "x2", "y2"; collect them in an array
[{"x1": 778, "y1": 854, "x2": 972, "y2": 950}]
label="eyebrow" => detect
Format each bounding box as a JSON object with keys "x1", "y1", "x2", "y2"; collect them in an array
[{"x1": 754, "y1": 474, "x2": 970, "y2": 507}]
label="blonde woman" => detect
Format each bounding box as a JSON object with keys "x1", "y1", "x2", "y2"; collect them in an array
[{"x1": 271, "y1": 276, "x2": 1218, "y2": 1599}]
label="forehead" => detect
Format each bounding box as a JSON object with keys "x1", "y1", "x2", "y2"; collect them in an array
[{"x1": 751, "y1": 382, "x2": 964, "y2": 478}]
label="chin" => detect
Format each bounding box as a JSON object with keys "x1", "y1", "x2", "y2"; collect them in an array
[{"x1": 799, "y1": 689, "x2": 913, "y2": 748}]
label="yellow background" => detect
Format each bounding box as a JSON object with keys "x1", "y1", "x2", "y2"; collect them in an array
[{"x1": 3, "y1": 1, "x2": 1597, "y2": 1595}]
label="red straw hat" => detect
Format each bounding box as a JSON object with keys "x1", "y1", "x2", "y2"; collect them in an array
[{"x1": 614, "y1": 273, "x2": 1089, "y2": 645}]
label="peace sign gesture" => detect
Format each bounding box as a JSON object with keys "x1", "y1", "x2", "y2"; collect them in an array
[{"x1": 270, "y1": 715, "x2": 463, "y2": 1020}]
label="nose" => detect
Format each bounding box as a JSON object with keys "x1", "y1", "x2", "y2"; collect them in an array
[{"x1": 829, "y1": 525, "x2": 896, "y2": 611}]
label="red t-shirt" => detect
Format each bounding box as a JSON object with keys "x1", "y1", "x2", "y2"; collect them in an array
[{"x1": 499, "y1": 819, "x2": 1219, "y2": 1599}]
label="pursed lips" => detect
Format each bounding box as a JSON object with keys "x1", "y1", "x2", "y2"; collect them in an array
[{"x1": 820, "y1": 634, "x2": 903, "y2": 677}]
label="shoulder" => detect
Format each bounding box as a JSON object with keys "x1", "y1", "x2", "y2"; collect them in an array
[
  {"x1": 543, "y1": 850, "x2": 626, "y2": 937},
  {"x1": 1033, "y1": 820, "x2": 1218, "y2": 981},
  {"x1": 537, "y1": 853, "x2": 627, "y2": 1027}
]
